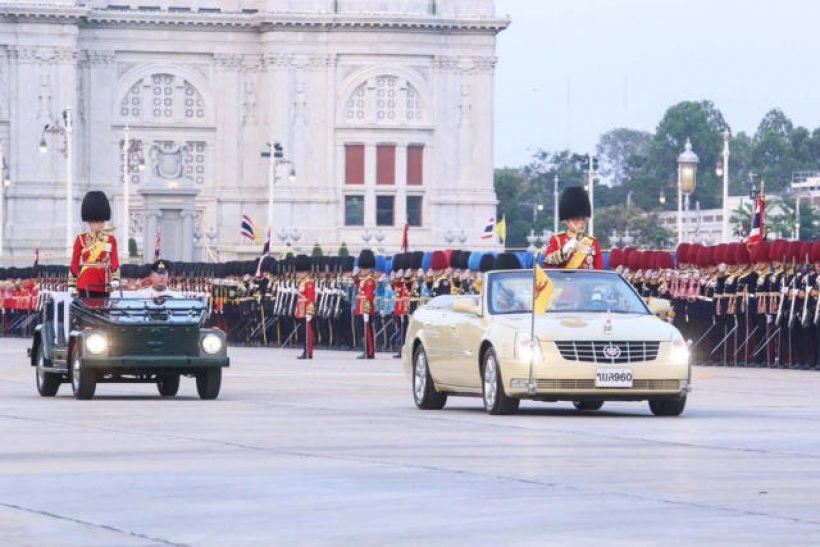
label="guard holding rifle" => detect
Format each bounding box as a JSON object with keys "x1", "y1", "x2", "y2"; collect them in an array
[
  {"x1": 69, "y1": 191, "x2": 120, "y2": 297},
  {"x1": 294, "y1": 255, "x2": 315, "y2": 360},
  {"x1": 355, "y1": 249, "x2": 377, "y2": 359},
  {"x1": 543, "y1": 186, "x2": 603, "y2": 270}
]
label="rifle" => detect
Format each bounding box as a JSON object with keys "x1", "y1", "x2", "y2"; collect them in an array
[
  {"x1": 788, "y1": 274, "x2": 801, "y2": 330},
  {"x1": 776, "y1": 274, "x2": 793, "y2": 327},
  {"x1": 801, "y1": 274, "x2": 812, "y2": 328}
]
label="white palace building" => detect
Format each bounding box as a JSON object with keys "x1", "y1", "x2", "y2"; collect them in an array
[{"x1": 0, "y1": 0, "x2": 508, "y2": 262}]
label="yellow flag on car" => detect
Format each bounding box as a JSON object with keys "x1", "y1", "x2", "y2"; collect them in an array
[
  {"x1": 495, "y1": 215, "x2": 507, "y2": 243},
  {"x1": 533, "y1": 263, "x2": 554, "y2": 315}
]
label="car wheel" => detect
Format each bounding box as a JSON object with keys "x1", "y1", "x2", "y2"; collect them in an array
[
  {"x1": 649, "y1": 395, "x2": 687, "y2": 417},
  {"x1": 412, "y1": 345, "x2": 447, "y2": 410},
  {"x1": 573, "y1": 400, "x2": 604, "y2": 411},
  {"x1": 196, "y1": 368, "x2": 222, "y2": 400},
  {"x1": 482, "y1": 348, "x2": 519, "y2": 415},
  {"x1": 71, "y1": 352, "x2": 96, "y2": 400},
  {"x1": 35, "y1": 345, "x2": 61, "y2": 397},
  {"x1": 157, "y1": 373, "x2": 180, "y2": 397}
]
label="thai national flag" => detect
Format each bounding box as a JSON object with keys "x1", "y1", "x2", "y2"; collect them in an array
[
  {"x1": 747, "y1": 194, "x2": 766, "y2": 247},
  {"x1": 481, "y1": 216, "x2": 495, "y2": 240},
  {"x1": 240, "y1": 214, "x2": 256, "y2": 241}
]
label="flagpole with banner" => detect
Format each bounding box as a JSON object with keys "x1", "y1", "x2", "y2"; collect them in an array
[{"x1": 529, "y1": 258, "x2": 555, "y2": 395}]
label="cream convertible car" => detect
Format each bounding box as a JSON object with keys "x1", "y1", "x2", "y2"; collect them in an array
[{"x1": 402, "y1": 269, "x2": 690, "y2": 416}]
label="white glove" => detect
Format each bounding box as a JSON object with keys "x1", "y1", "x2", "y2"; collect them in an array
[
  {"x1": 110, "y1": 280, "x2": 120, "y2": 289},
  {"x1": 363, "y1": 314, "x2": 370, "y2": 324},
  {"x1": 306, "y1": 315, "x2": 313, "y2": 323},
  {"x1": 562, "y1": 238, "x2": 579, "y2": 256},
  {"x1": 68, "y1": 287, "x2": 77, "y2": 296},
  {"x1": 781, "y1": 287, "x2": 789, "y2": 295}
]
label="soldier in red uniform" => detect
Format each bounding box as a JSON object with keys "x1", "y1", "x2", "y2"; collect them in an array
[
  {"x1": 543, "y1": 186, "x2": 603, "y2": 270},
  {"x1": 294, "y1": 255, "x2": 316, "y2": 360},
  {"x1": 392, "y1": 253, "x2": 411, "y2": 358},
  {"x1": 69, "y1": 191, "x2": 120, "y2": 297},
  {"x1": 355, "y1": 249, "x2": 377, "y2": 359}
]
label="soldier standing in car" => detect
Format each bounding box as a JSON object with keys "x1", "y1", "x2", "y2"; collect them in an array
[
  {"x1": 69, "y1": 191, "x2": 120, "y2": 298},
  {"x1": 543, "y1": 186, "x2": 603, "y2": 270}
]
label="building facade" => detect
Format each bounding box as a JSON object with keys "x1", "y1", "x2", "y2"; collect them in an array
[{"x1": 0, "y1": 0, "x2": 507, "y2": 262}]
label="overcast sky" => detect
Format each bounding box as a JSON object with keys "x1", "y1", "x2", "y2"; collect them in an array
[{"x1": 494, "y1": 0, "x2": 820, "y2": 167}]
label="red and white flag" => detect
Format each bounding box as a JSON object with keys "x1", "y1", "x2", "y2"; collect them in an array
[
  {"x1": 747, "y1": 193, "x2": 766, "y2": 247},
  {"x1": 481, "y1": 216, "x2": 495, "y2": 240},
  {"x1": 401, "y1": 221, "x2": 410, "y2": 252},
  {"x1": 255, "y1": 228, "x2": 271, "y2": 277}
]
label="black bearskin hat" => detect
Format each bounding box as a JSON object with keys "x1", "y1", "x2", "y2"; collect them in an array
[
  {"x1": 295, "y1": 254, "x2": 311, "y2": 273},
  {"x1": 358, "y1": 249, "x2": 376, "y2": 269},
  {"x1": 492, "y1": 253, "x2": 522, "y2": 271},
  {"x1": 558, "y1": 186, "x2": 591, "y2": 221},
  {"x1": 479, "y1": 254, "x2": 495, "y2": 273},
  {"x1": 81, "y1": 191, "x2": 111, "y2": 222}
]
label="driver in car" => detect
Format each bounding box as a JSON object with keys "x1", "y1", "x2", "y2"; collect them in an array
[{"x1": 133, "y1": 260, "x2": 181, "y2": 299}]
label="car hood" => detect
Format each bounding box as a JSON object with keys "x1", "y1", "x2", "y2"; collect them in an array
[{"x1": 492, "y1": 312, "x2": 678, "y2": 342}]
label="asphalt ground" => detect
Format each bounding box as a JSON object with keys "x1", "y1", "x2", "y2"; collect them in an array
[{"x1": 2, "y1": 338, "x2": 820, "y2": 546}]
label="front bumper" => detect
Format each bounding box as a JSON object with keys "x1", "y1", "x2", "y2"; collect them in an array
[
  {"x1": 82, "y1": 355, "x2": 229, "y2": 369},
  {"x1": 503, "y1": 343, "x2": 689, "y2": 400}
]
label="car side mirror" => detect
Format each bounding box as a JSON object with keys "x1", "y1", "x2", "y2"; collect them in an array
[
  {"x1": 452, "y1": 299, "x2": 481, "y2": 316},
  {"x1": 646, "y1": 297, "x2": 671, "y2": 316}
]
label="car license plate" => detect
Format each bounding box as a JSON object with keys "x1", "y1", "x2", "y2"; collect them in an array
[{"x1": 595, "y1": 368, "x2": 633, "y2": 388}]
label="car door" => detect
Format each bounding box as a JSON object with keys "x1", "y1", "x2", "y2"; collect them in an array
[{"x1": 445, "y1": 310, "x2": 484, "y2": 389}]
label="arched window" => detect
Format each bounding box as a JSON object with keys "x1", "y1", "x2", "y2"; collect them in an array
[
  {"x1": 344, "y1": 75, "x2": 424, "y2": 125},
  {"x1": 119, "y1": 73, "x2": 206, "y2": 123}
]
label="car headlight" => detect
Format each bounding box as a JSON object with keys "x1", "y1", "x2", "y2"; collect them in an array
[
  {"x1": 671, "y1": 336, "x2": 690, "y2": 366},
  {"x1": 515, "y1": 332, "x2": 543, "y2": 363},
  {"x1": 201, "y1": 333, "x2": 223, "y2": 355},
  {"x1": 85, "y1": 333, "x2": 108, "y2": 355}
]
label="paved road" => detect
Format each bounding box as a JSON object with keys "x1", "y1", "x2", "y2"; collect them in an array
[{"x1": 2, "y1": 338, "x2": 820, "y2": 546}]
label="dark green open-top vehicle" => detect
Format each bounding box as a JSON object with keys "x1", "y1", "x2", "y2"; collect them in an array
[{"x1": 29, "y1": 293, "x2": 229, "y2": 400}]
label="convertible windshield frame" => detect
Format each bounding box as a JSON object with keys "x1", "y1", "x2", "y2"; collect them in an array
[
  {"x1": 486, "y1": 269, "x2": 650, "y2": 316},
  {"x1": 70, "y1": 297, "x2": 208, "y2": 325}
]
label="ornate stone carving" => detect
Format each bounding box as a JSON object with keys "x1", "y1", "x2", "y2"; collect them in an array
[
  {"x1": 458, "y1": 82, "x2": 472, "y2": 127},
  {"x1": 8, "y1": 46, "x2": 76, "y2": 65},
  {"x1": 129, "y1": 211, "x2": 144, "y2": 238},
  {"x1": 214, "y1": 53, "x2": 243, "y2": 70},
  {"x1": 37, "y1": 74, "x2": 52, "y2": 121},
  {"x1": 242, "y1": 77, "x2": 257, "y2": 126},
  {"x1": 263, "y1": 52, "x2": 293, "y2": 70},
  {"x1": 292, "y1": 77, "x2": 308, "y2": 126},
  {"x1": 149, "y1": 141, "x2": 192, "y2": 180},
  {"x1": 81, "y1": 50, "x2": 116, "y2": 66},
  {"x1": 433, "y1": 55, "x2": 496, "y2": 73}
]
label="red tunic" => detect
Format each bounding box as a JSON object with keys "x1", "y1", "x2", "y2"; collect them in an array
[
  {"x1": 355, "y1": 276, "x2": 376, "y2": 316},
  {"x1": 393, "y1": 283, "x2": 409, "y2": 317},
  {"x1": 295, "y1": 278, "x2": 316, "y2": 320},
  {"x1": 543, "y1": 232, "x2": 603, "y2": 270},
  {"x1": 70, "y1": 232, "x2": 120, "y2": 292}
]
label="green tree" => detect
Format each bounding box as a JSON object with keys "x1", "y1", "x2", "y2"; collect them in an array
[
  {"x1": 311, "y1": 242, "x2": 323, "y2": 257},
  {"x1": 752, "y1": 109, "x2": 796, "y2": 192},
  {"x1": 338, "y1": 242, "x2": 349, "y2": 257},
  {"x1": 595, "y1": 128, "x2": 652, "y2": 186},
  {"x1": 128, "y1": 237, "x2": 138, "y2": 258}
]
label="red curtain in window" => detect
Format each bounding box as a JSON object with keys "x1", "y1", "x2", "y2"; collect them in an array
[
  {"x1": 345, "y1": 145, "x2": 364, "y2": 184},
  {"x1": 407, "y1": 145, "x2": 423, "y2": 186},
  {"x1": 376, "y1": 145, "x2": 396, "y2": 185}
]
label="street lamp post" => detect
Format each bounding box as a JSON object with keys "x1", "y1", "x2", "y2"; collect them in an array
[
  {"x1": 677, "y1": 138, "x2": 699, "y2": 244},
  {"x1": 39, "y1": 108, "x2": 74, "y2": 257},
  {"x1": 587, "y1": 153, "x2": 595, "y2": 236},
  {"x1": 262, "y1": 139, "x2": 296, "y2": 248},
  {"x1": 717, "y1": 130, "x2": 730, "y2": 243},
  {"x1": 0, "y1": 141, "x2": 8, "y2": 257}
]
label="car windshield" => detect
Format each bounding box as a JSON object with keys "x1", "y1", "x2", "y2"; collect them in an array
[
  {"x1": 487, "y1": 270, "x2": 648, "y2": 315},
  {"x1": 73, "y1": 297, "x2": 207, "y2": 324}
]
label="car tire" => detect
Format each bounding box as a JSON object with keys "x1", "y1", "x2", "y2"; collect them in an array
[
  {"x1": 482, "y1": 348, "x2": 519, "y2": 415},
  {"x1": 157, "y1": 373, "x2": 180, "y2": 397},
  {"x1": 412, "y1": 345, "x2": 447, "y2": 410},
  {"x1": 196, "y1": 368, "x2": 222, "y2": 400},
  {"x1": 71, "y1": 352, "x2": 96, "y2": 400},
  {"x1": 35, "y1": 345, "x2": 61, "y2": 397},
  {"x1": 649, "y1": 395, "x2": 687, "y2": 417},
  {"x1": 573, "y1": 400, "x2": 604, "y2": 411}
]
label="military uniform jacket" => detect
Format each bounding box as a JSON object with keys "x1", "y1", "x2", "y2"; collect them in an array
[
  {"x1": 70, "y1": 231, "x2": 120, "y2": 292},
  {"x1": 295, "y1": 278, "x2": 316, "y2": 320},
  {"x1": 543, "y1": 232, "x2": 603, "y2": 270},
  {"x1": 355, "y1": 275, "x2": 376, "y2": 316},
  {"x1": 432, "y1": 275, "x2": 451, "y2": 297}
]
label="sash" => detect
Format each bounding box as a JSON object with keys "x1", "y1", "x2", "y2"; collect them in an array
[
  {"x1": 565, "y1": 236, "x2": 594, "y2": 269},
  {"x1": 79, "y1": 234, "x2": 110, "y2": 276}
]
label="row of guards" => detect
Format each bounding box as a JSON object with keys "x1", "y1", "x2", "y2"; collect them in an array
[{"x1": 610, "y1": 240, "x2": 820, "y2": 370}]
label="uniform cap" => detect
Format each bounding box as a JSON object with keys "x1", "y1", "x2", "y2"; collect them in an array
[
  {"x1": 150, "y1": 259, "x2": 169, "y2": 274},
  {"x1": 81, "y1": 191, "x2": 111, "y2": 222},
  {"x1": 558, "y1": 186, "x2": 592, "y2": 221},
  {"x1": 734, "y1": 243, "x2": 750, "y2": 265},
  {"x1": 358, "y1": 249, "x2": 375, "y2": 269},
  {"x1": 479, "y1": 254, "x2": 495, "y2": 273},
  {"x1": 430, "y1": 250, "x2": 448, "y2": 271},
  {"x1": 294, "y1": 254, "x2": 311, "y2": 272},
  {"x1": 492, "y1": 252, "x2": 522, "y2": 270},
  {"x1": 608, "y1": 248, "x2": 623, "y2": 269}
]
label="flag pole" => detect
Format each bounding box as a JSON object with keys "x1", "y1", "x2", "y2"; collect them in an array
[{"x1": 528, "y1": 251, "x2": 537, "y2": 396}]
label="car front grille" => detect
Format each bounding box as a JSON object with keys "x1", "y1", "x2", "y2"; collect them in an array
[
  {"x1": 108, "y1": 326, "x2": 200, "y2": 357},
  {"x1": 554, "y1": 341, "x2": 660, "y2": 364},
  {"x1": 536, "y1": 379, "x2": 680, "y2": 390}
]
